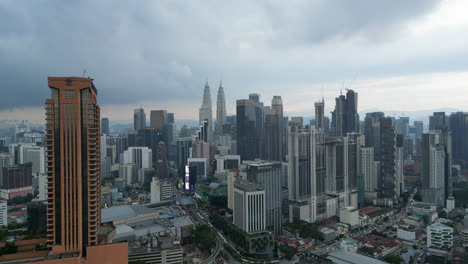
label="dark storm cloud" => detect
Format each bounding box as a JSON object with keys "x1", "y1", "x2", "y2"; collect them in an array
[{"x1": 0, "y1": 0, "x2": 441, "y2": 110}]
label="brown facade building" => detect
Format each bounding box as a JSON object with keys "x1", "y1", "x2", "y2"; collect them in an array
[
  {"x1": 150, "y1": 110, "x2": 167, "y2": 130},
  {"x1": 45, "y1": 77, "x2": 101, "y2": 256}
]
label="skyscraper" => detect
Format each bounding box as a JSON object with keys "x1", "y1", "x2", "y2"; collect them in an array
[
  {"x1": 249, "y1": 93, "x2": 264, "y2": 157},
  {"x1": 233, "y1": 180, "x2": 266, "y2": 234},
  {"x1": 449, "y1": 112, "x2": 468, "y2": 169},
  {"x1": 150, "y1": 110, "x2": 167, "y2": 130},
  {"x1": 247, "y1": 161, "x2": 282, "y2": 235},
  {"x1": 45, "y1": 77, "x2": 101, "y2": 255},
  {"x1": 101, "y1": 117, "x2": 109, "y2": 136},
  {"x1": 314, "y1": 99, "x2": 325, "y2": 130},
  {"x1": 364, "y1": 112, "x2": 385, "y2": 160},
  {"x1": 429, "y1": 112, "x2": 447, "y2": 131},
  {"x1": 216, "y1": 81, "x2": 226, "y2": 136},
  {"x1": 421, "y1": 130, "x2": 452, "y2": 206},
  {"x1": 331, "y1": 89, "x2": 359, "y2": 136},
  {"x1": 133, "y1": 108, "x2": 146, "y2": 131},
  {"x1": 236, "y1": 99, "x2": 257, "y2": 161},
  {"x1": 264, "y1": 96, "x2": 284, "y2": 161},
  {"x1": 199, "y1": 81, "x2": 213, "y2": 142},
  {"x1": 380, "y1": 117, "x2": 401, "y2": 205}
]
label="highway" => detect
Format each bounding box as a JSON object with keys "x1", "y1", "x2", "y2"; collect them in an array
[{"x1": 189, "y1": 207, "x2": 223, "y2": 264}]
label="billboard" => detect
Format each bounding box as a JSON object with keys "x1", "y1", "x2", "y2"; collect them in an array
[{"x1": 185, "y1": 165, "x2": 190, "y2": 190}]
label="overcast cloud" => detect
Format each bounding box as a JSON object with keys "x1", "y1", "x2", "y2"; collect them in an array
[{"x1": 1, "y1": 0, "x2": 467, "y2": 123}]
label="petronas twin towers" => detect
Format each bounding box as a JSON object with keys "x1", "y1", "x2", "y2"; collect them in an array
[{"x1": 199, "y1": 80, "x2": 226, "y2": 142}]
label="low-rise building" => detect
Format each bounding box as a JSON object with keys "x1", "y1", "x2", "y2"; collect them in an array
[
  {"x1": 397, "y1": 227, "x2": 416, "y2": 241},
  {"x1": 427, "y1": 223, "x2": 453, "y2": 250},
  {"x1": 339, "y1": 206, "x2": 359, "y2": 227}
]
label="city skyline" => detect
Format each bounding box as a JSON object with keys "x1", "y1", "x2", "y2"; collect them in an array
[{"x1": 1, "y1": 1, "x2": 468, "y2": 123}]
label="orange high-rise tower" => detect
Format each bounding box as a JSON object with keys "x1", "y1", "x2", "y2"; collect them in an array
[{"x1": 45, "y1": 77, "x2": 101, "y2": 256}]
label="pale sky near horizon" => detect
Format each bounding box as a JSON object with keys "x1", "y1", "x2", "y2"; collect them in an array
[{"x1": 1, "y1": 0, "x2": 468, "y2": 124}]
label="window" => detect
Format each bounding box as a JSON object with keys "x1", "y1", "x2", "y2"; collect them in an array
[{"x1": 64, "y1": 90, "x2": 75, "y2": 99}]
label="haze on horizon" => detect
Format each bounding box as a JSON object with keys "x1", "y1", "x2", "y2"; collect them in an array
[{"x1": 1, "y1": 0, "x2": 468, "y2": 124}]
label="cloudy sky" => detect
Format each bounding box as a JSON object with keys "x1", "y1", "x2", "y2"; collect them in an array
[{"x1": 1, "y1": 0, "x2": 468, "y2": 124}]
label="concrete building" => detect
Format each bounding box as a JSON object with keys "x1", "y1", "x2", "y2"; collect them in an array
[
  {"x1": 361, "y1": 147, "x2": 379, "y2": 199},
  {"x1": 216, "y1": 81, "x2": 226, "y2": 136},
  {"x1": 119, "y1": 164, "x2": 138, "y2": 186},
  {"x1": 397, "y1": 227, "x2": 416, "y2": 241},
  {"x1": 339, "y1": 207, "x2": 359, "y2": 227},
  {"x1": 45, "y1": 77, "x2": 127, "y2": 261},
  {"x1": 247, "y1": 161, "x2": 283, "y2": 235},
  {"x1": 227, "y1": 170, "x2": 239, "y2": 210},
  {"x1": 0, "y1": 201, "x2": 6, "y2": 227},
  {"x1": 122, "y1": 146, "x2": 152, "y2": 182},
  {"x1": 151, "y1": 177, "x2": 172, "y2": 203},
  {"x1": 21, "y1": 146, "x2": 45, "y2": 174},
  {"x1": 150, "y1": 110, "x2": 167, "y2": 130},
  {"x1": 233, "y1": 180, "x2": 266, "y2": 234},
  {"x1": 446, "y1": 196, "x2": 455, "y2": 212},
  {"x1": 427, "y1": 223, "x2": 453, "y2": 250},
  {"x1": 101, "y1": 117, "x2": 109, "y2": 136},
  {"x1": 187, "y1": 158, "x2": 207, "y2": 179},
  {"x1": 199, "y1": 81, "x2": 213, "y2": 142},
  {"x1": 215, "y1": 154, "x2": 240, "y2": 173},
  {"x1": 263, "y1": 96, "x2": 284, "y2": 161},
  {"x1": 134, "y1": 108, "x2": 146, "y2": 131},
  {"x1": 0, "y1": 162, "x2": 33, "y2": 200},
  {"x1": 236, "y1": 99, "x2": 258, "y2": 161},
  {"x1": 421, "y1": 130, "x2": 451, "y2": 207}
]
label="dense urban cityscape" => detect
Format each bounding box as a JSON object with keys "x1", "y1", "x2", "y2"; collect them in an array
[
  {"x1": 0, "y1": 76, "x2": 467, "y2": 264},
  {"x1": 2, "y1": 1, "x2": 468, "y2": 264}
]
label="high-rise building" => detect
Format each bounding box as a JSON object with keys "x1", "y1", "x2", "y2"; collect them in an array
[
  {"x1": 134, "y1": 108, "x2": 146, "y2": 131},
  {"x1": 227, "y1": 170, "x2": 240, "y2": 210},
  {"x1": 233, "y1": 180, "x2": 266, "y2": 234},
  {"x1": 264, "y1": 96, "x2": 284, "y2": 161},
  {"x1": 331, "y1": 90, "x2": 359, "y2": 136},
  {"x1": 45, "y1": 77, "x2": 127, "y2": 262},
  {"x1": 0, "y1": 163, "x2": 33, "y2": 200},
  {"x1": 122, "y1": 146, "x2": 152, "y2": 182},
  {"x1": 167, "y1": 112, "x2": 175, "y2": 124},
  {"x1": 119, "y1": 163, "x2": 138, "y2": 186},
  {"x1": 22, "y1": 146, "x2": 45, "y2": 174},
  {"x1": 429, "y1": 112, "x2": 447, "y2": 131},
  {"x1": 380, "y1": 117, "x2": 401, "y2": 205},
  {"x1": 364, "y1": 112, "x2": 385, "y2": 161},
  {"x1": 0, "y1": 201, "x2": 7, "y2": 227},
  {"x1": 150, "y1": 177, "x2": 172, "y2": 203},
  {"x1": 0, "y1": 152, "x2": 12, "y2": 168},
  {"x1": 249, "y1": 93, "x2": 264, "y2": 158},
  {"x1": 176, "y1": 138, "x2": 192, "y2": 171},
  {"x1": 449, "y1": 112, "x2": 468, "y2": 169},
  {"x1": 216, "y1": 81, "x2": 226, "y2": 136},
  {"x1": 150, "y1": 110, "x2": 167, "y2": 130},
  {"x1": 288, "y1": 124, "x2": 326, "y2": 222},
  {"x1": 361, "y1": 147, "x2": 379, "y2": 198},
  {"x1": 101, "y1": 117, "x2": 109, "y2": 136},
  {"x1": 314, "y1": 99, "x2": 325, "y2": 130},
  {"x1": 199, "y1": 81, "x2": 213, "y2": 142},
  {"x1": 421, "y1": 130, "x2": 452, "y2": 206},
  {"x1": 45, "y1": 77, "x2": 102, "y2": 254},
  {"x1": 247, "y1": 161, "x2": 282, "y2": 235},
  {"x1": 237, "y1": 99, "x2": 258, "y2": 161}
]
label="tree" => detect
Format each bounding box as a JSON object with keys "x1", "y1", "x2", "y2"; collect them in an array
[
  {"x1": 193, "y1": 224, "x2": 216, "y2": 253},
  {"x1": 384, "y1": 255, "x2": 403, "y2": 264},
  {"x1": 438, "y1": 210, "x2": 447, "y2": 218},
  {"x1": 409, "y1": 256, "x2": 414, "y2": 264},
  {"x1": 279, "y1": 244, "x2": 297, "y2": 260}
]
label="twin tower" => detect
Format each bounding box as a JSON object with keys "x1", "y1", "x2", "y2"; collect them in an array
[{"x1": 199, "y1": 80, "x2": 226, "y2": 142}]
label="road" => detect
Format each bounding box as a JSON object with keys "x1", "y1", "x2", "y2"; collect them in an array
[{"x1": 189, "y1": 207, "x2": 223, "y2": 264}]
